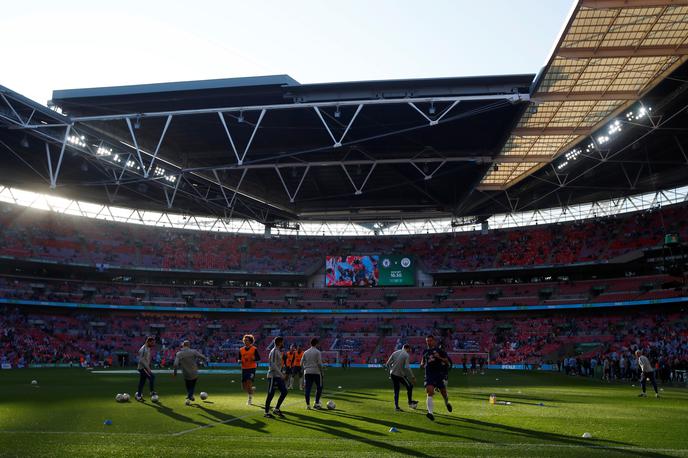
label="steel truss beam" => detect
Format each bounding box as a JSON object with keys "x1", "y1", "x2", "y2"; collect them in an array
[
  {"x1": 218, "y1": 110, "x2": 266, "y2": 165},
  {"x1": 210, "y1": 156, "x2": 493, "y2": 171},
  {"x1": 6, "y1": 85, "x2": 530, "y2": 220},
  {"x1": 0, "y1": 91, "x2": 280, "y2": 220},
  {"x1": 504, "y1": 100, "x2": 688, "y2": 210},
  {"x1": 340, "y1": 163, "x2": 376, "y2": 195},
  {"x1": 45, "y1": 92, "x2": 524, "y2": 217},
  {"x1": 314, "y1": 104, "x2": 363, "y2": 147},
  {"x1": 275, "y1": 165, "x2": 310, "y2": 202},
  {"x1": 67, "y1": 93, "x2": 526, "y2": 122}
]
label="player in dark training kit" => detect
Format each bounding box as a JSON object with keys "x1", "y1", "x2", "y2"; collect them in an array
[{"x1": 420, "y1": 335, "x2": 452, "y2": 421}]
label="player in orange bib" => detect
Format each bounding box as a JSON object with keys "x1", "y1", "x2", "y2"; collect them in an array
[
  {"x1": 293, "y1": 345, "x2": 305, "y2": 390},
  {"x1": 284, "y1": 345, "x2": 296, "y2": 389},
  {"x1": 238, "y1": 334, "x2": 261, "y2": 405}
]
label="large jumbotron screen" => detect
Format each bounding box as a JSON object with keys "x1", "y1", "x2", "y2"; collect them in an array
[
  {"x1": 325, "y1": 256, "x2": 378, "y2": 287},
  {"x1": 325, "y1": 255, "x2": 415, "y2": 287}
]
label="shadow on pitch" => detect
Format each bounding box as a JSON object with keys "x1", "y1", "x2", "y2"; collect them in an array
[
  {"x1": 441, "y1": 416, "x2": 672, "y2": 458},
  {"x1": 327, "y1": 410, "x2": 490, "y2": 442},
  {"x1": 141, "y1": 401, "x2": 207, "y2": 427},
  {"x1": 279, "y1": 410, "x2": 436, "y2": 457},
  {"x1": 195, "y1": 404, "x2": 269, "y2": 434}
]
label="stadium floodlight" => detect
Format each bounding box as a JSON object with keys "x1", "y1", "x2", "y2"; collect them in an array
[
  {"x1": 126, "y1": 160, "x2": 135, "y2": 168},
  {"x1": 608, "y1": 120, "x2": 622, "y2": 135},
  {"x1": 68, "y1": 135, "x2": 86, "y2": 148},
  {"x1": 565, "y1": 148, "x2": 581, "y2": 161},
  {"x1": 154, "y1": 166, "x2": 166, "y2": 176},
  {"x1": 557, "y1": 161, "x2": 568, "y2": 170},
  {"x1": 597, "y1": 135, "x2": 610, "y2": 145},
  {"x1": 625, "y1": 105, "x2": 651, "y2": 121},
  {"x1": 96, "y1": 146, "x2": 112, "y2": 156},
  {"x1": 164, "y1": 175, "x2": 177, "y2": 183}
]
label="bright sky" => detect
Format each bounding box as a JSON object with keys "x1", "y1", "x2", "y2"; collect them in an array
[{"x1": 2, "y1": 0, "x2": 574, "y2": 106}]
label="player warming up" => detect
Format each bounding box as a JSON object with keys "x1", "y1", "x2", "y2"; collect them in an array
[
  {"x1": 293, "y1": 344, "x2": 304, "y2": 390},
  {"x1": 301, "y1": 338, "x2": 324, "y2": 409},
  {"x1": 239, "y1": 334, "x2": 260, "y2": 405},
  {"x1": 264, "y1": 336, "x2": 289, "y2": 418},
  {"x1": 135, "y1": 336, "x2": 157, "y2": 402},
  {"x1": 636, "y1": 350, "x2": 660, "y2": 398},
  {"x1": 284, "y1": 344, "x2": 296, "y2": 389},
  {"x1": 173, "y1": 340, "x2": 207, "y2": 403},
  {"x1": 421, "y1": 335, "x2": 453, "y2": 420},
  {"x1": 386, "y1": 344, "x2": 418, "y2": 411}
]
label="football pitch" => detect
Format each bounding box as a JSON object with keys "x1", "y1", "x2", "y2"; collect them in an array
[{"x1": 1, "y1": 368, "x2": 687, "y2": 457}]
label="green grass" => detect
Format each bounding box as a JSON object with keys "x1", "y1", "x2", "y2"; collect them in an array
[{"x1": 1, "y1": 368, "x2": 687, "y2": 457}]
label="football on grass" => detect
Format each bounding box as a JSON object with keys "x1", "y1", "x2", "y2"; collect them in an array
[
  {"x1": 200, "y1": 392, "x2": 208, "y2": 400},
  {"x1": 326, "y1": 400, "x2": 336, "y2": 410}
]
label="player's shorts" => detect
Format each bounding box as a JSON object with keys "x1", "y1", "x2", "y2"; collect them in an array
[
  {"x1": 267, "y1": 376, "x2": 287, "y2": 394},
  {"x1": 424, "y1": 372, "x2": 446, "y2": 389},
  {"x1": 241, "y1": 368, "x2": 256, "y2": 382},
  {"x1": 294, "y1": 366, "x2": 303, "y2": 376}
]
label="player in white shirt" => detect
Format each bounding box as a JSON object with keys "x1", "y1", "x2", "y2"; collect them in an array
[
  {"x1": 173, "y1": 340, "x2": 207, "y2": 402},
  {"x1": 386, "y1": 344, "x2": 418, "y2": 411},
  {"x1": 264, "y1": 337, "x2": 288, "y2": 418},
  {"x1": 635, "y1": 350, "x2": 659, "y2": 398},
  {"x1": 301, "y1": 338, "x2": 324, "y2": 409},
  {"x1": 135, "y1": 336, "x2": 157, "y2": 401}
]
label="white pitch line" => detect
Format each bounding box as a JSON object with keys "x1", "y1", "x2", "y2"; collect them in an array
[
  {"x1": 0, "y1": 430, "x2": 170, "y2": 437},
  {"x1": 3, "y1": 430, "x2": 686, "y2": 455}
]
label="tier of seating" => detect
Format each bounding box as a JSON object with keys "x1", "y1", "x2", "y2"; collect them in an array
[
  {"x1": 1, "y1": 201, "x2": 686, "y2": 273},
  {"x1": 0, "y1": 274, "x2": 683, "y2": 310},
  {"x1": 2, "y1": 304, "x2": 686, "y2": 373}
]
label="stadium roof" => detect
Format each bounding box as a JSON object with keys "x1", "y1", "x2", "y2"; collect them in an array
[{"x1": 1, "y1": 0, "x2": 688, "y2": 227}]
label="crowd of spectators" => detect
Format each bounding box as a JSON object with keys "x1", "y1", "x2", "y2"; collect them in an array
[
  {"x1": 0, "y1": 274, "x2": 683, "y2": 310},
  {"x1": 1, "y1": 201, "x2": 686, "y2": 273},
  {"x1": 2, "y1": 304, "x2": 686, "y2": 385}
]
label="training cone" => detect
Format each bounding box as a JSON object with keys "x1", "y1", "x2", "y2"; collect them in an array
[
  {"x1": 103, "y1": 419, "x2": 113, "y2": 426},
  {"x1": 389, "y1": 426, "x2": 399, "y2": 433},
  {"x1": 582, "y1": 432, "x2": 592, "y2": 439}
]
